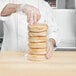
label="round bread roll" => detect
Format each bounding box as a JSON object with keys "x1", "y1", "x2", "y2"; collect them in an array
[
  {"x1": 29, "y1": 42, "x2": 47, "y2": 49},
  {"x1": 29, "y1": 49, "x2": 47, "y2": 55},
  {"x1": 29, "y1": 31, "x2": 47, "y2": 37},
  {"x1": 29, "y1": 37, "x2": 47, "y2": 42},
  {"x1": 29, "y1": 24, "x2": 48, "y2": 32},
  {"x1": 28, "y1": 54, "x2": 46, "y2": 61}
]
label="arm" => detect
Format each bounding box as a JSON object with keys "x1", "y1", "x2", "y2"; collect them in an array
[
  {"x1": 1, "y1": 3, "x2": 21, "y2": 16},
  {"x1": 45, "y1": 2, "x2": 59, "y2": 59},
  {"x1": 1, "y1": 3, "x2": 41, "y2": 25},
  {"x1": 0, "y1": 2, "x2": 10, "y2": 21}
]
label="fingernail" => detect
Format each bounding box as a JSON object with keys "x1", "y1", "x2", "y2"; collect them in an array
[
  {"x1": 46, "y1": 57, "x2": 48, "y2": 59},
  {"x1": 46, "y1": 55, "x2": 49, "y2": 59}
]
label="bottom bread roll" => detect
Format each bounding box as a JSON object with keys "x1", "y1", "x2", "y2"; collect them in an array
[
  {"x1": 29, "y1": 49, "x2": 47, "y2": 55},
  {"x1": 28, "y1": 54, "x2": 46, "y2": 61}
]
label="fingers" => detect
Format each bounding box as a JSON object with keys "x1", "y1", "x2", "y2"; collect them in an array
[
  {"x1": 27, "y1": 10, "x2": 33, "y2": 25},
  {"x1": 37, "y1": 12, "x2": 41, "y2": 21},
  {"x1": 33, "y1": 9, "x2": 41, "y2": 23},
  {"x1": 33, "y1": 11, "x2": 37, "y2": 23},
  {"x1": 46, "y1": 47, "x2": 50, "y2": 59},
  {"x1": 26, "y1": 6, "x2": 41, "y2": 25},
  {"x1": 46, "y1": 50, "x2": 53, "y2": 59},
  {"x1": 27, "y1": 11, "x2": 30, "y2": 23},
  {"x1": 46, "y1": 45, "x2": 53, "y2": 59},
  {"x1": 29, "y1": 10, "x2": 34, "y2": 25}
]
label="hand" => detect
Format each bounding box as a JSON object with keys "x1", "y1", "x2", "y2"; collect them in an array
[
  {"x1": 46, "y1": 45, "x2": 53, "y2": 59},
  {"x1": 22, "y1": 4, "x2": 41, "y2": 25},
  {"x1": 46, "y1": 40, "x2": 54, "y2": 59}
]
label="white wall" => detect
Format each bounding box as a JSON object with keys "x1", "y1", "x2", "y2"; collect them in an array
[
  {"x1": 53, "y1": 9, "x2": 76, "y2": 47},
  {"x1": 56, "y1": 0, "x2": 75, "y2": 9},
  {"x1": 75, "y1": 0, "x2": 76, "y2": 8},
  {"x1": 56, "y1": 0, "x2": 66, "y2": 9},
  {"x1": 66, "y1": 0, "x2": 75, "y2": 9}
]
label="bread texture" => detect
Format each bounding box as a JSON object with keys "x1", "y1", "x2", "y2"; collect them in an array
[
  {"x1": 29, "y1": 48, "x2": 47, "y2": 55},
  {"x1": 28, "y1": 24, "x2": 48, "y2": 61},
  {"x1": 28, "y1": 54, "x2": 46, "y2": 61},
  {"x1": 29, "y1": 24, "x2": 48, "y2": 32},
  {"x1": 29, "y1": 42, "x2": 47, "y2": 49},
  {"x1": 29, "y1": 36, "x2": 47, "y2": 42},
  {"x1": 29, "y1": 31, "x2": 47, "y2": 37}
]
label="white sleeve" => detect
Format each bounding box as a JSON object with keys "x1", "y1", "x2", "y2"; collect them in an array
[{"x1": 45, "y1": 3, "x2": 60, "y2": 45}]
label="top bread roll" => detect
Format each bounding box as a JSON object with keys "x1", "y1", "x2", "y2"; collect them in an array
[
  {"x1": 29, "y1": 31, "x2": 47, "y2": 37},
  {"x1": 29, "y1": 24, "x2": 48, "y2": 32}
]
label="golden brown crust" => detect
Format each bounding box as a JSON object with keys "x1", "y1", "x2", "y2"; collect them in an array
[
  {"x1": 28, "y1": 54, "x2": 46, "y2": 61},
  {"x1": 29, "y1": 31, "x2": 47, "y2": 37},
  {"x1": 29, "y1": 24, "x2": 48, "y2": 32},
  {"x1": 29, "y1": 42, "x2": 47, "y2": 49},
  {"x1": 28, "y1": 24, "x2": 48, "y2": 61},
  {"x1": 29, "y1": 48, "x2": 47, "y2": 55},
  {"x1": 29, "y1": 36, "x2": 47, "y2": 42}
]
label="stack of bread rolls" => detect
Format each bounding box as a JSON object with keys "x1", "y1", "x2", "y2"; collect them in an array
[{"x1": 28, "y1": 24, "x2": 48, "y2": 61}]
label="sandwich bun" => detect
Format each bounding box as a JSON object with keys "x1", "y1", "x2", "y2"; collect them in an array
[
  {"x1": 29, "y1": 48, "x2": 47, "y2": 55},
  {"x1": 29, "y1": 36, "x2": 47, "y2": 42},
  {"x1": 29, "y1": 24, "x2": 48, "y2": 32},
  {"x1": 29, "y1": 42, "x2": 47, "y2": 49}
]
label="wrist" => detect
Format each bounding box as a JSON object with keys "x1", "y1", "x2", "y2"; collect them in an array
[
  {"x1": 48, "y1": 38, "x2": 56, "y2": 47},
  {"x1": 16, "y1": 4, "x2": 25, "y2": 12}
]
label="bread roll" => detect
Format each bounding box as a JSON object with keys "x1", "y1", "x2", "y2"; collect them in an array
[
  {"x1": 29, "y1": 31, "x2": 47, "y2": 37},
  {"x1": 28, "y1": 24, "x2": 48, "y2": 61},
  {"x1": 29, "y1": 37, "x2": 47, "y2": 42},
  {"x1": 28, "y1": 54, "x2": 46, "y2": 61},
  {"x1": 29, "y1": 24, "x2": 48, "y2": 32},
  {"x1": 29, "y1": 48, "x2": 47, "y2": 55},
  {"x1": 29, "y1": 42, "x2": 47, "y2": 49}
]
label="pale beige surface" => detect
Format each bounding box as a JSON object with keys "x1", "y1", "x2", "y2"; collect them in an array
[{"x1": 0, "y1": 51, "x2": 76, "y2": 76}]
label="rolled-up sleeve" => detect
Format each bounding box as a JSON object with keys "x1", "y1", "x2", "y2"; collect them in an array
[{"x1": 45, "y1": 3, "x2": 60, "y2": 45}]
